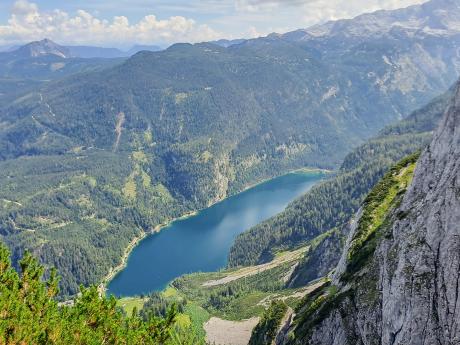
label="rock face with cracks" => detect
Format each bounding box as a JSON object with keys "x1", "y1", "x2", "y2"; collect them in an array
[{"x1": 284, "y1": 81, "x2": 460, "y2": 345}]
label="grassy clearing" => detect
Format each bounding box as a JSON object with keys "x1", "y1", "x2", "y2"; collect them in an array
[
  {"x1": 163, "y1": 286, "x2": 179, "y2": 298},
  {"x1": 122, "y1": 175, "x2": 137, "y2": 200},
  {"x1": 175, "y1": 314, "x2": 191, "y2": 329},
  {"x1": 117, "y1": 297, "x2": 146, "y2": 316},
  {"x1": 184, "y1": 303, "x2": 210, "y2": 340}
]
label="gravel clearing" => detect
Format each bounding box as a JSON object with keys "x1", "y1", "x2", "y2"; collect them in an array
[{"x1": 204, "y1": 317, "x2": 260, "y2": 345}]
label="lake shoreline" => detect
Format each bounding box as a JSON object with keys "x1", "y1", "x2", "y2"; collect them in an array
[
  {"x1": 100, "y1": 210, "x2": 198, "y2": 294},
  {"x1": 240, "y1": 167, "x2": 331, "y2": 193},
  {"x1": 101, "y1": 167, "x2": 330, "y2": 295}
]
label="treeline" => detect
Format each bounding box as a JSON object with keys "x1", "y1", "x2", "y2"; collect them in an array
[
  {"x1": 140, "y1": 292, "x2": 186, "y2": 320},
  {"x1": 228, "y1": 90, "x2": 449, "y2": 269}
]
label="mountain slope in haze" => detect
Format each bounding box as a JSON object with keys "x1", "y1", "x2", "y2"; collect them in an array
[
  {"x1": 0, "y1": 46, "x2": 14, "y2": 52},
  {"x1": 67, "y1": 44, "x2": 162, "y2": 58},
  {"x1": 284, "y1": 75, "x2": 460, "y2": 345},
  {"x1": 0, "y1": 39, "x2": 123, "y2": 80},
  {"x1": 0, "y1": 40, "x2": 162, "y2": 60},
  {"x1": 279, "y1": 0, "x2": 460, "y2": 114},
  {"x1": 66, "y1": 45, "x2": 127, "y2": 59},
  {"x1": 0, "y1": 39, "x2": 123, "y2": 110},
  {"x1": 1, "y1": 0, "x2": 460, "y2": 296},
  {"x1": 13, "y1": 39, "x2": 73, "y2": 59},
  {"x1": 211, "y1": 39, "x2": 247, "y2": 47},
  {"x1": 126, "y1": 45, "x2": 162, "y2": 55}
]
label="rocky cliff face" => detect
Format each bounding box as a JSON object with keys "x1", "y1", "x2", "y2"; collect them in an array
[
  {"x1": 286, "y1": 81, "x2": 460, "y2": 345},
  {"x1": 374, "y1": 78, "x2": 460, "y2": 345},
  {"x1": 287, "y1": 229, "x2": 345, "y2": 289}
]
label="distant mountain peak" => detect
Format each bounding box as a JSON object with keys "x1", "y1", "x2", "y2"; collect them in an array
[
  {"x1": 282, "y1": 0, "x2": 460, "y2": 42},
  {"x1": 15, "y1": 38, "x2": 73, "y2": 59}
]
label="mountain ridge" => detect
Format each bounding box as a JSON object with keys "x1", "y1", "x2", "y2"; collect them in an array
[
  {"x1": 283, "y1": 0, "x2": 460, "y2": 41},
  {"x1": 13, "y1": 38, "x2": 73, "y2": 59},
  {"x1": 3, "y1": 39, "x2": 163, "y2": 59}
]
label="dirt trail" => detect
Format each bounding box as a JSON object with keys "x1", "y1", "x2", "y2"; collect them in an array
[
  {"x1": 257, "y1": 280, "x2": 326, "y2": 307},
  {"x1": 202, "y1": 247, "x2": 308, "y2": 287},
  {"x1": 204, "y1": 317, "x2": 260, "y2": 345},
  {"x1": 113, "y1": 112, "x2": 125, "y2": 152}
]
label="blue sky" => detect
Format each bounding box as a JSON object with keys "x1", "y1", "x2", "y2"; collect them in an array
[{"x1": 0, "y1": 0, "x2": 427, "y2": 48}]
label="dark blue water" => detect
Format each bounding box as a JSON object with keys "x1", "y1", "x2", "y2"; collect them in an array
[{"x1": 107, "y1": 171, "x2": 324, "y2": 297}]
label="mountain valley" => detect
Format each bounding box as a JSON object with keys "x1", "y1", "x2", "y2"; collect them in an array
[
  {"x1": 1, "y1": 0, "x2": 459, "y2": 298},
  {"x1": 0, "y1": 0, "x2": 459, "y2": 344}
]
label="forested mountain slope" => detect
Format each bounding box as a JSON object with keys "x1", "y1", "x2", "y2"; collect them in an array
[
  {"x1": 0, "y1": 0, "x2": 459, "y2": 296},
  {"x1": 284, "y1": 71, "x2": 460, "y2": 345},
  {"x1": 229, "y1": 87, "x2": 451, "y2": 270}
]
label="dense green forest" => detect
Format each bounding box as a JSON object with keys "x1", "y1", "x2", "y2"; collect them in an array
[{"x1": 228, "y1": 89, "x2": 451, "y2": 271}]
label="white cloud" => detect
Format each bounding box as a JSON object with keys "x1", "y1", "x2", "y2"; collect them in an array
[
  {"x1": 246, "y1": 26, "x2": 263, "y2": 38},
  {"x1": 0, "y1": 0, "x2": 221, "y2": 47}
]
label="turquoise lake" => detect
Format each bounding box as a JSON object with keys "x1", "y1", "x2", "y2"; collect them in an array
[{"x1": 107, "y1": 171, "x2": 325, "y2": 297}]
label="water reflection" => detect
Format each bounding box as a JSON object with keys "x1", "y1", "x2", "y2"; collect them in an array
[{"x1": 107, "y1": 172, "x2": 324, "y2": 297}]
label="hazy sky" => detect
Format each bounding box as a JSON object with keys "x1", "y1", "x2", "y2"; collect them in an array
[{"x1": 0, "y1": 0, "x2": 428, "y2": 48}]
